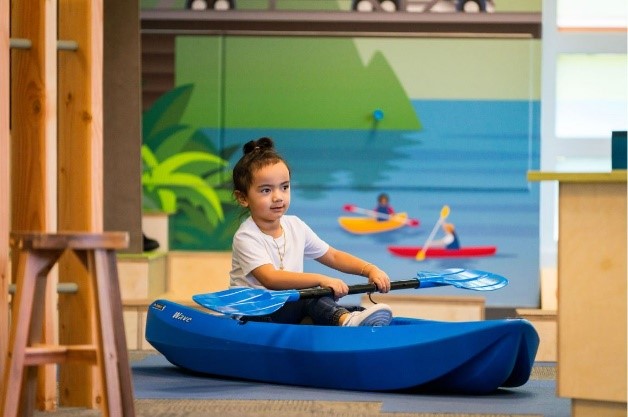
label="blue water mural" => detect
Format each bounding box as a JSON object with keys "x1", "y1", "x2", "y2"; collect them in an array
[{"x1": 220, "y1": 99, "x2": 540, "y2": 308}]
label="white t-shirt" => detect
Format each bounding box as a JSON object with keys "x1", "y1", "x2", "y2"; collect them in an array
[{"x1": 230, "y1": 215, "x2": 330, "y2": 288}]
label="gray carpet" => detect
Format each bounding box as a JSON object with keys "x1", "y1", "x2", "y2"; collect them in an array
[
  {"x1": 131, "y1": 355, "x2": 567, "y2": 416},
  {"x1": 31, "y1": 352, "x2": 563, "y2": 417}
]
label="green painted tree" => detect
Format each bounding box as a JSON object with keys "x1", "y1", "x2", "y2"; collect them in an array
[{"x1": 142, "y1": 84, "x2": 240, "y2": 249}]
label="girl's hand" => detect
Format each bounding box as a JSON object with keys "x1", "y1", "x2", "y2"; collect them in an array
[
  {"x1": 319, "y1": 276, "x2": 349, "y2": 299},
  {"x1": 366, "y1": 266, "x2": 391, "y2": 293}
]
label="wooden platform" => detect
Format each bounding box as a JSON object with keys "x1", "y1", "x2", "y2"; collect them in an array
[
  {"x1": 516, "y1": 308, "x2": 557, "y2": 362},
  {"x1": 361, "y1": 293, "x2": 485, "y2": 322},
  {"x1": 118, "y1": 250, "x2": 231, "y2": 350},
  {"x1": 529, "y1": 171, "x2": 627, "y2": 417}
]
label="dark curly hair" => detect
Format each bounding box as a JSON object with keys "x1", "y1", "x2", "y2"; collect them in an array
[{"x1": 232, "y1": 137, "x2": 290, "y2": 198}]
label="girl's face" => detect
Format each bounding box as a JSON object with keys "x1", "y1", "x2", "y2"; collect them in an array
[{"x1": 237, "y1": 161, "x2": 291, "y2": 225}]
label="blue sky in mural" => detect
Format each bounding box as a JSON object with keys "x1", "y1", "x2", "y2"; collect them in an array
[{"x1": 223, "y1": 99, "x2": 541, "y2": 308}]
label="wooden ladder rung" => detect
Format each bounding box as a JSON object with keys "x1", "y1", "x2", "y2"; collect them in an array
[{"x1": 24, "y1": 344, "x2": 97, "y2": 366}]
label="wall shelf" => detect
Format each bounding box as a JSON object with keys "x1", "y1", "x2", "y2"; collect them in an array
[{"x1": 141, "y1": 10, "x2": 541, "y2": 38}]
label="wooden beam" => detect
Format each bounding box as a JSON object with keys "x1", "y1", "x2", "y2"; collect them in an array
[
  {"x1": 58, "y1": 0, "x2": 104, "y2": 409},
  {"x1": 58, "y1": 0, "x2": 103, "y2": 233},
  {"x1": 10, "y1": 0, "x2": 58, "y2": 410},
  {"x1": 103, "y1": 0, "x2": 143, "y2": 254},
  {"x1": 0, "y1": 0, "x2": 10, "y2": 384},
  {"x1": 10, "y1": 0, "x2": 56, "y2": 233}
]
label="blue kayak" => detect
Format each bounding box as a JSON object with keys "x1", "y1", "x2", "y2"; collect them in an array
[{"x1": 145, "y1": 299, "x2": 539, "y2": 394}]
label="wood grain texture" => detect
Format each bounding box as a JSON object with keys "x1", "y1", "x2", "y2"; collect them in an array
[
  {"x1": 557, "y1": 182, "x2": 627, "y2": 403},
  {"x1": 10, "y1": 0, "x2": 49, "y2": 233},
  {"x1": 57, "y1": 0, "x2": 104, "y2": 408},
  {"x1": 0, "y1": 0, "x2": 10, "y2": 385},
  {"x1": 8, "y1": 0, "x2": 59, "y2": 409}
]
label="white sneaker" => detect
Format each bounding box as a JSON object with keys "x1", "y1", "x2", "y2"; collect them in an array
[{"x1": 342, "y1": 303, "x2": 393, "y2": 327}]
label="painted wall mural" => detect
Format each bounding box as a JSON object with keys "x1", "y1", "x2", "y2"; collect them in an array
[{"x1": 142, "y1": 34, "x2": 541, "y2": 307}]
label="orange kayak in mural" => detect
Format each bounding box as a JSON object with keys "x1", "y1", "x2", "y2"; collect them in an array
[{"x1": 338, "y1": 212, "x2": 412, "y2": 234}]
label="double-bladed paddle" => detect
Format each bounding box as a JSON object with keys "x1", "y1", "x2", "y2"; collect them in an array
[
  {"x1": 193, "y1": 268, "x2": 508, "y2": 317},
  {"x1": 416, "y1": 205, "x2": 450, "y2": 261}
]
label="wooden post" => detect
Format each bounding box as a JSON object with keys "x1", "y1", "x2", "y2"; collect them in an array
[
  {"x1": 103, "y1": 0, "x2": 143, "y2": 254},
  {"x1": 9, "y1": 0, "x2": 58, "y2": 410},
  {"x1": 0, "y1": 0, "x2": 10, "y2": 385},
  {"x1": 57, "y1": 0, "x2": 105, "y2": 408}
]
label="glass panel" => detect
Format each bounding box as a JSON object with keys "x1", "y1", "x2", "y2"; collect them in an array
[
  {"x1": 555, "y1": 53, "x2": 628, "y2": 139},
  {"x1": 557, "y1": 0, "x2": 628, "y2": 29}
]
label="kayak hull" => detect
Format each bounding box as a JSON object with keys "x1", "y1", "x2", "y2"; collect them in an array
[
  {"x1": 388, "y1": 245, "x2": 497, "y2": 258},
  {"x1": 338, "y1": 213, "x2": 409, "y2": 234},
  {"x1": 145, "y1": 299, "x2": 539, "y2": 394}
]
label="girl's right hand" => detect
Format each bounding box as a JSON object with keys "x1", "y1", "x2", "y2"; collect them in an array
[{"x1": 319, "y1": 276, "x2": 349, "y2": 299}]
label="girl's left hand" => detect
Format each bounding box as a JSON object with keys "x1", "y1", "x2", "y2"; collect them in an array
[{"x1": 367, "y1": 266, "x2": 391, "y2": 293}]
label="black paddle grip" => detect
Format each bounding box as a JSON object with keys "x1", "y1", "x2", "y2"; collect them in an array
[{"x1": 297, "y1": 278, "x2": 420, "y2": 300}]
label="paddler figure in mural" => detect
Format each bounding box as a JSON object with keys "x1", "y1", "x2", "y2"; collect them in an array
[
  {"x1": 374, "y1": 193, "x2": 394, "y2": 221},
  {"x1": 430, "y1": 223, "x2": 461, "y2": 250}
]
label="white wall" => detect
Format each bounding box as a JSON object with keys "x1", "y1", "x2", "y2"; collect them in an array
[{"x1": 540, "y1": 0, "x2": 627, "y2": 268}]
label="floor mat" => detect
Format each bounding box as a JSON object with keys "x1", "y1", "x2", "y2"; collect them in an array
[{"x1": 132, "y1": 354, "x2": 569, "y2": 416}]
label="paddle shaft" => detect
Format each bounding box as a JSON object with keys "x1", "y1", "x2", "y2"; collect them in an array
[
  {"x1": 297, "y1": 279, "x2": 420, "y2": 299},
  {"x1": 417, "y1": 205, "x2": 450, "y2": 260}
]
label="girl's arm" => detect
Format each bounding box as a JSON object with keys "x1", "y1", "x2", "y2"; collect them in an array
[
  {"x1": 250, "y1": 264, "x2": 351, "y2": 298},
  {"x1": 316, "y1": 247, "x2": 391, "y2": 293}
]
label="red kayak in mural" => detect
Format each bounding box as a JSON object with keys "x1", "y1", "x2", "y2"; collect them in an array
[{"x1": 388, "y1": 245, "x2": 497, "y2": 258}]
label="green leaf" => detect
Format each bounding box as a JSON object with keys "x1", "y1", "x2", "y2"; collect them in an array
[
  {"x1": 144, "y1": 171, "x2": 225, "y2": 222},
  {"x1": 176, "y1": 186, "x2": 224, "y2": 225},
  {"x1": 141, "y1": 145, "x2": 159, "y2": 170},
  {"x1": 142, "y1": 84, "x2": 194, "y2": 142},
  {"x1": 185, "y1": 129, "x2": 221, "y2": 154},
  {"x1": 152, "y1": 152, "x2": 227, "y2": 178},
  {"x1": 147, "y1": 124, "x2": 192, "y2": 157},
  {"x1": 157, "y1": 188, "x2": 178, "y2": 213}
]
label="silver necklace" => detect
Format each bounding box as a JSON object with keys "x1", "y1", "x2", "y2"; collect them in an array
[{"x1": 272, "y1": 226, "x2": 286, "y2": 270}]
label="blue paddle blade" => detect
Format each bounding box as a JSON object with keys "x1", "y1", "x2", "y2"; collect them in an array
[
  {"x1": 417, "y1": 268, "x2": 508, "y2": 291},
  {"x1": 192, "y1": 287, "x2": 300, "y2": 316}
]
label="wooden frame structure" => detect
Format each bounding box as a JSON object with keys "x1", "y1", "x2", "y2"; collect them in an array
[
  {"x1": 0, "y1": 0, "x2": 103, "y2": 410},
  {"x1": 0, "y1": 0, "x2": 139, "y2": 413},
  {"x1": 0, "y1": 1, "x2": 9, "y2": 401}
]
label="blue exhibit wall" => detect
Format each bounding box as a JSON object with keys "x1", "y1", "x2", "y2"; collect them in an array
[{"x1": 143, "y1": 35, "x2": 541, "y2": 307}]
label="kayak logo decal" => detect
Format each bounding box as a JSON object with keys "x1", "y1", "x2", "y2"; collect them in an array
[
  {"x1": 151, "y1": 302, "x2": 165, "y2": 311},
  {"x1": 172, "y1": 311, "x2": 193, "y2": 323}
]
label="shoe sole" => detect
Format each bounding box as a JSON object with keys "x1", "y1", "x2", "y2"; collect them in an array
[{"x1": 359, "y1": 305, "x2": 393, "y2": 326}]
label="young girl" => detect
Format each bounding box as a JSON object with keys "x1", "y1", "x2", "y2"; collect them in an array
[{"x1": 230, "y1": 137, "x2": 393, "y2": 326}]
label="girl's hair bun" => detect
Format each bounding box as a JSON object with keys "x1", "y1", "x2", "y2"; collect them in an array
[{"x1": 243, "y1": 137, "x2": 274, "y2": 155}]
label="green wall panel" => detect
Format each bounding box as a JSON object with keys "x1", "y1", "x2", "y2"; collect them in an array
[
  {"x1": 354, "y1": 38, "x2": 541, "y2": 100},
  {"x1": 222, "y1": 37, "x2": 421, "y2": 130},
  {"x1": 175, "y1": 36, "x2": 224, "y2": 128}
]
